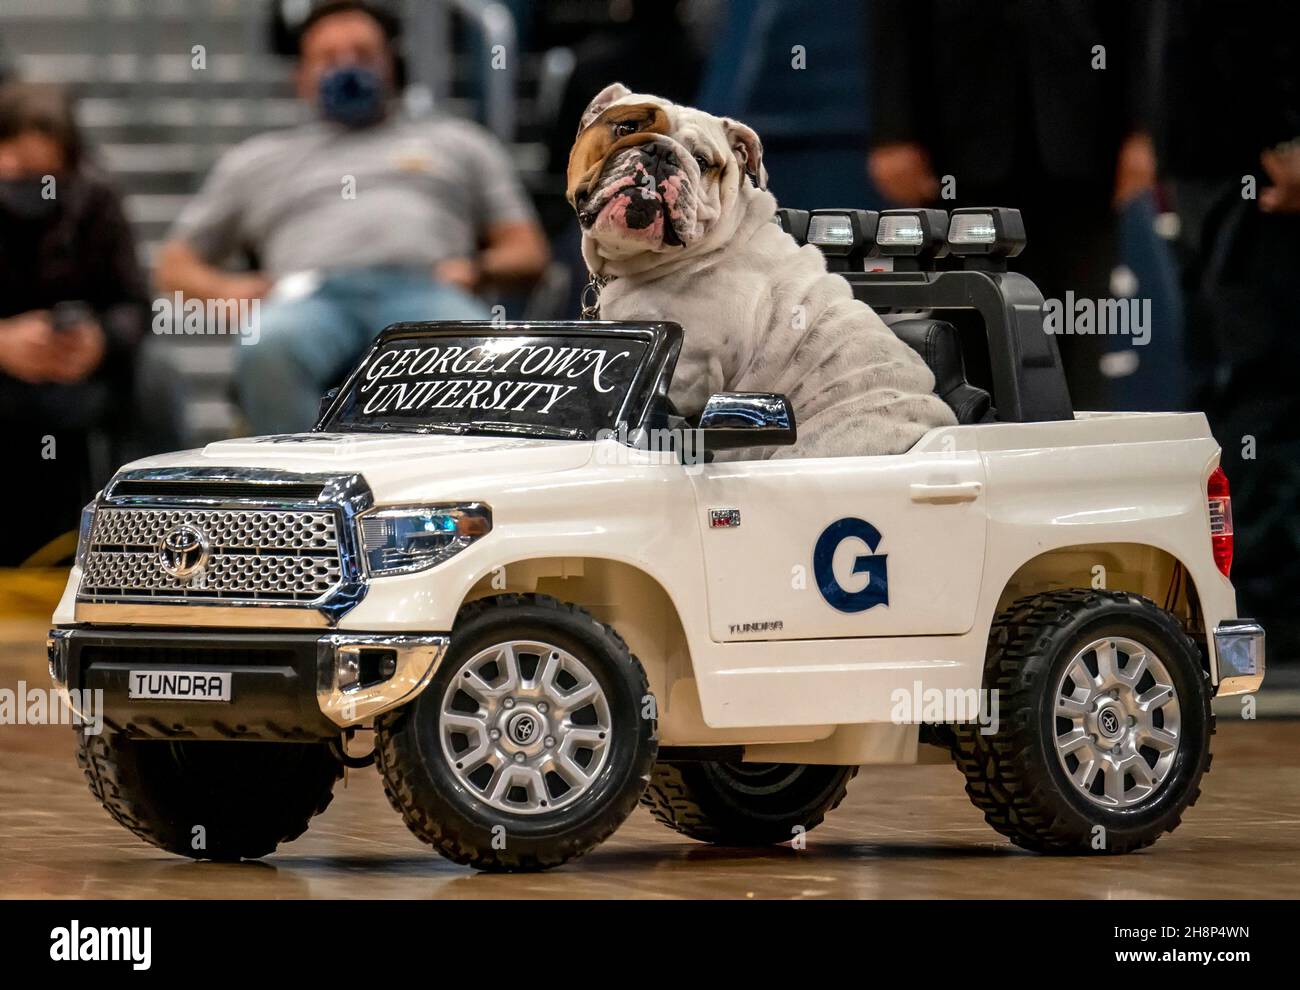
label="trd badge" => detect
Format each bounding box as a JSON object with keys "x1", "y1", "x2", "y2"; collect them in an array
[
  {"x1": 813, "y1": 517, "x2": 888, "y2": 613},
  {"x1": 709, "y1": 508, "x2": 741, "y2": 528}
]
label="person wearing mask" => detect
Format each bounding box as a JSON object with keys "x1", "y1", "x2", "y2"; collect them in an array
[
  {"x1": 0, "y1": 83, "x2": 149, "y2": 564},
  {"x1": 154, "y1": 0, "x2": 550, "y2": 435}
]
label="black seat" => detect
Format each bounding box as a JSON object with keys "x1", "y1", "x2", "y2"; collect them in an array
[{"x1": 890, "y1": 318, "x2": 994, "y2": 424}]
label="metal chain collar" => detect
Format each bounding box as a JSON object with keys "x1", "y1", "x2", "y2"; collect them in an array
[{"x1": 580, "y1": 272, "x2": 611, "y2": 320}]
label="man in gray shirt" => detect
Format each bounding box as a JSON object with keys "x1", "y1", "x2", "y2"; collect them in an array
[{"x1": 155, "y1": 0, "x2": 549, "y2": 434}]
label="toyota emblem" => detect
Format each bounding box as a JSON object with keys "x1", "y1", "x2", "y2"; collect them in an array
[
  {"x1": 158, "y1": 524, "x2": 210, "y2": 579},
  {"x1": 508, "y1": 713, "x2": 538, "y2": 745}
]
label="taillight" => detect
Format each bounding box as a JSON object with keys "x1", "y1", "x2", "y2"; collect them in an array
[{"x1": 1207, "y1": 466, "x2": 1233, "y2": 577}]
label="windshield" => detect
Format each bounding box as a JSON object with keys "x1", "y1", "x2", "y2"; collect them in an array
[{"x1": 324, "y1": 331, "x2": 653, "y2": 440}]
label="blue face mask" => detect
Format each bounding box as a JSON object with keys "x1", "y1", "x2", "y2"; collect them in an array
[{"x1": 318, "y1": 65, "x2": 387, "y2": 128}]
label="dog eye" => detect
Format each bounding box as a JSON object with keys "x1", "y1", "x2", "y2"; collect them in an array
[
  {"x1": 612, "y1": 120, "x2": 638, "y2": 137},
  {"x1": 693, "y1": 154, "x2": 713, "y2": 171}
]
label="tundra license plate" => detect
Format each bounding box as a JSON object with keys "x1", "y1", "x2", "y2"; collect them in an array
[{"x1": 128, "y1": 670, "x2": 232, "y2": 702}]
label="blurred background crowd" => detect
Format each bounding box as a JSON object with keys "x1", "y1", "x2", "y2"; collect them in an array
[{"x1": 0, "y1": 0, "x2": 1296, "y2": 657}]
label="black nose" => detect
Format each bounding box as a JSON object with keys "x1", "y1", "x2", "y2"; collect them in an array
[{"x1": 641, "y1": 144, "x2": 679, "y2": 170}]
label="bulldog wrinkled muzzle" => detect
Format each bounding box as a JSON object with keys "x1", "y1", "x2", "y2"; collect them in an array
[{"x1": 580, "y1": 142, "x2": 697, "y2": 248}]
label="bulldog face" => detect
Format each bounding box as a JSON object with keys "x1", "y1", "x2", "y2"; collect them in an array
[{"x1": 566, "y1": 83, "x2": 767, "y2": 261}]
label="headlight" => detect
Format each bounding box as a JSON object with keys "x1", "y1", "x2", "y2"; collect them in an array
[
  {"x1": 807, "y1": 212, "x2": 857, "y2": 247},
  {"x1": 946, "y1": 206, "x2": 1026, "y2": 258},
  {"x1": 358, "y1": 504, "x2": 491, "y2": 576},
  {"x1": 74, "y1": 500, "x2": 96, "y2": 568},
  {"x1": 876, "y1": 209, "x2": 949, "y2": 254},
  {"x1": 807, "y1": 208, "x2": 879, "y2": 270}
]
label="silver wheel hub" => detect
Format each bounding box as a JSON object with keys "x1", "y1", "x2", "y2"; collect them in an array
[
  {"x1": 439, "y1": 640, "x2": 612, "y2": 815},
  {"x1": 1052, "y1": 636, "x2": 1182, "y2": 809}
]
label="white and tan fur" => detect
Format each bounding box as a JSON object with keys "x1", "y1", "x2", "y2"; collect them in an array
[{"x1": 567, "y1": 83, "x2": 956, "y2": 458}]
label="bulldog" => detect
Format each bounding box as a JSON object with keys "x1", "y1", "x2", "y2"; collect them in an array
[{"x1": 566, "y1": 83, "x2": 957, "y2": 458}]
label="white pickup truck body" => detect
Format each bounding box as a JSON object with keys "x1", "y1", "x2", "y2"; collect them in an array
[
  {"x1": 47, "y1": 270, "x2": 1265, "y2": 868},
  {"x1": 50, "y1": 387, "x2": 1253, "y2": 765}
]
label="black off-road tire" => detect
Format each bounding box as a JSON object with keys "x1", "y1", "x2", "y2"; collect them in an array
[
  {"x1": 950, "y1": 589, "x2": 1214, "y2": 854},
  {"x1": 76, "y1": 732, "x2": 343, "y2": 861},
  {"x1": 375, "y1": 594, "x2": 658, "y2": 872},
  {"x1": 641, "y1": 760, "x2": 858, "y2": 845}
]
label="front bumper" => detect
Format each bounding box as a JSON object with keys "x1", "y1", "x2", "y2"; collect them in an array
[
  {"x1": 1213, "y1": 619, "x2": 1265, "y2": 696},
  {"x1": 48, "y1": 626, "x2": 447, "y2": 741}
]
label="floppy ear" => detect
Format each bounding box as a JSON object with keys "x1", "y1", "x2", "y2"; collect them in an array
[
  {"x1": 577, "y1": 82, "x2": 631, "y2": 133},
  {"x1": 721, "y1": 117, "x2": 768, "y2": 189}
]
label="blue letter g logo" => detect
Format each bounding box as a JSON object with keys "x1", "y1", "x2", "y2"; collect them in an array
[{"x1": 814, "y1": 517, "x2": 889, "y2": 613}]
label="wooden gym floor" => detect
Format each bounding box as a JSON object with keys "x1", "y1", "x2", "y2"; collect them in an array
[{"x1": 3, "y1": 589, "x2": 1298, "y2": 899}]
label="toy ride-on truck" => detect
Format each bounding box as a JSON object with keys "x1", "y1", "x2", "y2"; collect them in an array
[{"x1": 49, "y1": 206, "x2": 1264, "y2": 871}]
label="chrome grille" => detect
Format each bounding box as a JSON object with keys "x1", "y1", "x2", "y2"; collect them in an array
[
  {"x1": 79, "y1": 506, "x2": 342, "y2": 604},
  {"x1": 91, "y1": 508, "x2": 336, "y2": 552}
]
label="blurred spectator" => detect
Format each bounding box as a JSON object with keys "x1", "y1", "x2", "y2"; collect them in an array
[
  {"x1": 696, "y1": 0, "x2": 870, "y2": 211},
  {"x1": 0, "y1": 34, "x2": 14, "y2": 85},
  {"x1": 531, "y1": 0, "x2": 711, "y2": 315},
  {"x1": 1151, "y1": 0, "x2": 1300, "y2": 659},
  {"x1": 538, "y1": 1, "x2": 708, "y2": 177},
  {"x1": 868, "y1": 0, "x2": 1154, "y2": 410},
  {"x1": 155, "y1": 0, "x2": 549, "y2": 435},
  {"x1": 0, "y1": 83, "x2": 148, "y2": 564}
]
